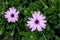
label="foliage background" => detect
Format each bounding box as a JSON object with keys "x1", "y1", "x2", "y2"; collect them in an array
[{"x1": 0, "y1": 0, "x2": 60, "y2": 40}]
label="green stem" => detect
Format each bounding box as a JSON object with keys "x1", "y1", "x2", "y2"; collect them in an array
[
  {"x1": 42, "y1": 32, "x2": 47, "y2": 40},
  {"x1": 40, "y1": 0, "x2": 48, "y2": 8}
]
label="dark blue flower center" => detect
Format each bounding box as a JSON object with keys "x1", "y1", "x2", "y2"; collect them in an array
[
  {"x1": 35, "y1": 19, "x2": 39, "y2": 24},
  {"x1": 11, "y1": 14, "x2": 14, "y2": 17}
]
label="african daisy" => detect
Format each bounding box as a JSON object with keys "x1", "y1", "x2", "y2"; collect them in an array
[
  {"x1": 4, "y1": 7, "x2": 19, "y2": 22},
  {"x1": 27, "y1": 11, "x2": 46, "y2": 32}
]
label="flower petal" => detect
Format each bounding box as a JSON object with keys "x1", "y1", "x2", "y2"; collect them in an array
[
  {"x1": 31, "y1": 26, "x2": 36, "y2": 32},
  {"x1": 37, "y1": 25, "x2": 42, "y2": 31}
]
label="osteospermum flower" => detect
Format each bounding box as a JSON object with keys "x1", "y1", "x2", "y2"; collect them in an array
[
  {"x1": 4, "y1": 7, "x2": 19, "y2": 22},
  {"x1": 27, "y1": 11, "x2": 46, "y2": 32}
]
